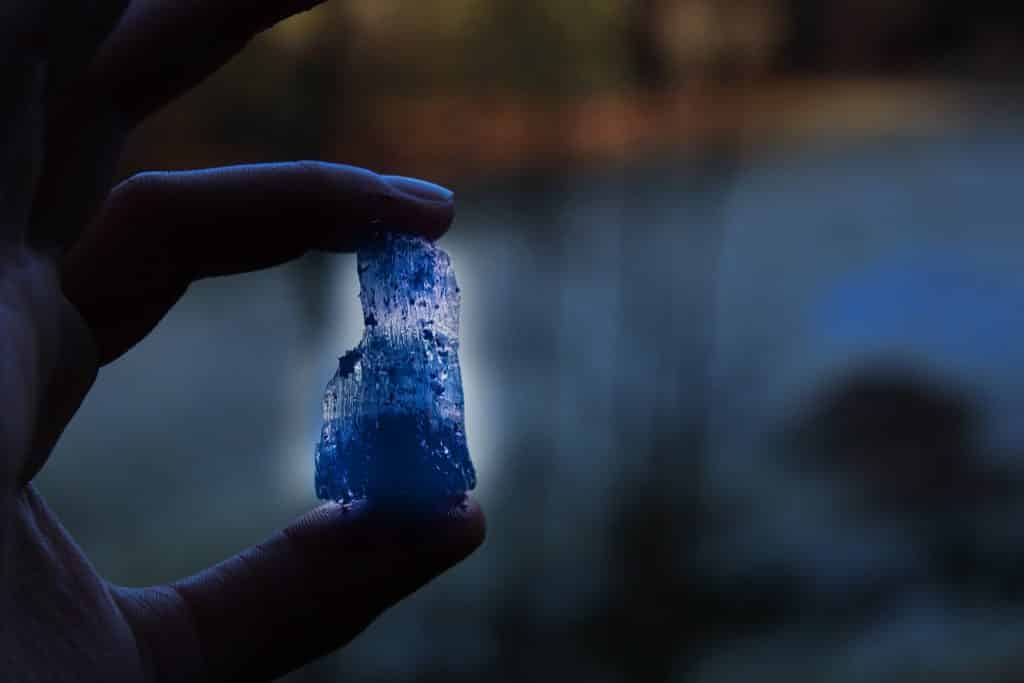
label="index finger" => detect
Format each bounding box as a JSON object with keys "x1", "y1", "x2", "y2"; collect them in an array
[{"x1": 61, "y1": 161, "x2": 455, "y2": 364}]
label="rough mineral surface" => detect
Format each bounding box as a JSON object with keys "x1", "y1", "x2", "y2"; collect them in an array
[{"x1": 314, "y1": 234, "x2": 476, "y2": 506}]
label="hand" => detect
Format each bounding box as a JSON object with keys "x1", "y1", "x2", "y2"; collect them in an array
[{"x1": 0, "y1": 2, "x2": 485, "y2": 681}]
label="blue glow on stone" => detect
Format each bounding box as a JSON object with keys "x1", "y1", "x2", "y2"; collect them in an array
[{"x1": 314, "y1": 234, "x2": 476, "y2": 506}]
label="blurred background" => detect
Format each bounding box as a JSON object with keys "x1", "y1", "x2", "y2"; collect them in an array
[{"x1": 37, "y1": 1, "x2": 1024, "y2": 681}]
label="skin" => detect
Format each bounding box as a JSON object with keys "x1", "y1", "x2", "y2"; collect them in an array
[{"x1": 0, "y1": 1, "x2": 486, "y2": 681}]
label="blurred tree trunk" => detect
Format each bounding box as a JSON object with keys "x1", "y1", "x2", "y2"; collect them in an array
[{"x1": 628, "y1": 0, "x2": 671, "y2": 89}]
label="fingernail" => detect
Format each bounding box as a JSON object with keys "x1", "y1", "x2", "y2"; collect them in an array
[{"x1": 383, "y1": 175, "x2": 454, "y2": 203}]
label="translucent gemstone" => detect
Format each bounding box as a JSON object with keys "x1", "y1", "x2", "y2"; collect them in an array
[{"x1": 314, "y1": 234, "x2": 476, "y2": 507}]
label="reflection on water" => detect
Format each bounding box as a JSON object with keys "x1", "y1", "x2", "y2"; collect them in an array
[{"x1": 39, "y1": 128, "x2": 1024, "y2": 681}]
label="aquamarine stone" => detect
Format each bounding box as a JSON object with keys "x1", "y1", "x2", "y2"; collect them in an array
[{"x1": 314, "y1": 234, "x2": 476, "y2": 506}]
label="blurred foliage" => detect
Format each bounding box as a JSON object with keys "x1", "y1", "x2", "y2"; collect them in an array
[
  {"x1": 121, "y1": 0, "x2": 1024, "y2": 183},
  {"x1": 343, "y1": 1, "x2": 629, "y2": 93}
]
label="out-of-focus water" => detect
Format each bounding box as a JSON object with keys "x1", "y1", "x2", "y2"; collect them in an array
[{"x1": 39, "y1": 126, "x2": 1024, "y2": 681}]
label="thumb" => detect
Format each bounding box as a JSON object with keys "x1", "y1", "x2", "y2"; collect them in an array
[{"x1": 114, "y1": 498, "x2": 485, "y2": 682}]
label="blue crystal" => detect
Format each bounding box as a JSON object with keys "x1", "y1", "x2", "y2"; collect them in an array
[{"x1": 314, "y1": 234, "x2": 476, "y2": 507}]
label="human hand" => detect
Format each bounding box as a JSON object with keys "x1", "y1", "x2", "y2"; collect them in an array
[{"x1": 0, "y1": 2, "x2": 484, "y2": 681}]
